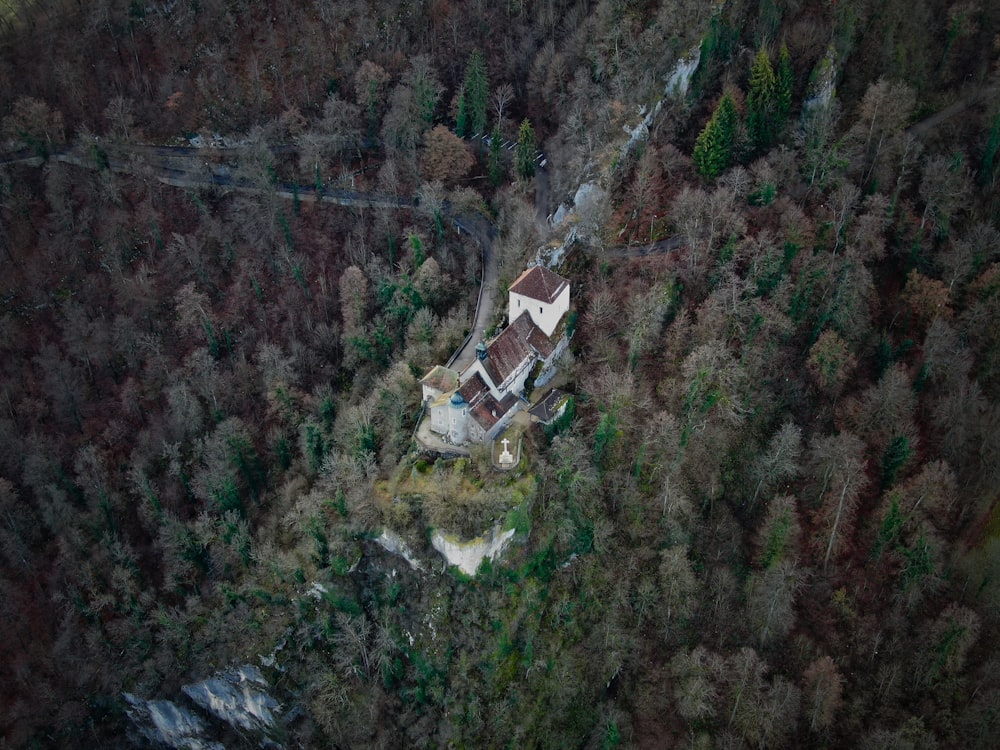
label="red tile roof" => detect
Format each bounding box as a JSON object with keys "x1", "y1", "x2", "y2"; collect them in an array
[
  {"x1": 526, "y1": 323, "x2": 557, "y2": 357},
  {"x1": 509, "y1": 265, "x2": 569, "y2": 304}
]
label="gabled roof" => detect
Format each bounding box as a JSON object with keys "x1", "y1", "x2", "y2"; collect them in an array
[
  {"x1": 470, "y1": 393, "x2": 521, "y2": 431},
  {"x1": 481, "y1": 312, "x2": 544, "y2": 386},
  {"x1": 420, "y1": 365, "x2": 458, "y2": 393},
  {"x1": 526, "y1": 323, "x2": 557, "y2": 358},
  {"x1": 509, "y1": 265, "x2": 569, "y2": 304},
  {"x1": 528, "y1": 389, "x2": 570, "y2": 423},
  {"x1": 458, "y1": 371, "x2": 490, "y2": 405},
  {"x1": 469, "y1": 394, "x2": 503, "y2": 430}
]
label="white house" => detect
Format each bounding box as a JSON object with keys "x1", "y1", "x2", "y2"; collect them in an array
[
  {"x1": 508, "y1": 265, "x2": 570, "y2": 338},
  {"x1": 420, "y1": 265, "x2": 571, "y2": 445}
]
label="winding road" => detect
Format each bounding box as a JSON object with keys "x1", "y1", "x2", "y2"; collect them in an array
[
  {"x1": 447, "y1": 211, "x2": 499, "y2": 371},
  {"x1": 2, "y1": 142, "x2": 682, "y2": 372}
]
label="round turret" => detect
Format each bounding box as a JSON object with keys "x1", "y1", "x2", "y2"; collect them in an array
[{"x1": 448, "y1": 391, "x2": 468, "y2": 443}]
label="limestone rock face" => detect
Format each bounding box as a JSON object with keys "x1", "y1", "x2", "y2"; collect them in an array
[
  {"x1": 377, "y1": 529, "x2": 425, "y2": 570},
  {"x1": 123, "y1": 693, "x2": 224, "y2": 750},
  {"x1": 665, "y1": 46, "x2": 701, "y2": 99},
  {"x1": 125, "y1": 665, "x2": 281, "y2": 749},
  {"x1": 432, "y1": 523, "x2": 516, "y2": 575},
  {"x1": 182, "y1": 665, "x2": 281, "y2": 735}
]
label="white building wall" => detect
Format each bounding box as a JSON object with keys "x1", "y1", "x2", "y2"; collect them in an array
[
  {"x1": 508, "y1": 283, "x2": 569, "y2": 338},
  {"x1": 499, "y1": 356, "x2": 534, "y2": 399},
  {"x1": 448, "y1": 403, "x2": 468, "y2": 443},
  {"x1": 485, "y1": 406, "x2": 519, "y2": 442},
  {"x1": 534, "y1": 336, "x2": 570, "y2": 389},
  {"x1": 430, "y1": 403, "x2": 448, "y2": 434}
]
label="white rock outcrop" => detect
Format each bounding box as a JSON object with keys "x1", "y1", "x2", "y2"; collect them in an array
[
  {"x1": 376, "y1": 529, "x2": 425, "y2": 571},
  {"x1": 432, "y1": 523, "x2": 516, "y2": 575},
  {"x1": 665, "y1": 46, "x2": 701, "y2": 100}
]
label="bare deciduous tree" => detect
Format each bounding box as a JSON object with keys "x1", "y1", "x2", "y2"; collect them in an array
[
  {"x1": 918, "y1": 153, "x2": 971, "y2": 237},
  {"x1": 747, "y1": 559, "x2": 802, "y2": 647},
  {"x1": 847, "y1": 78, "x2": 916, "y2": 187},
  {"x1": 658, "y1": 545, "x2": 700, "y2": 630},
  {"x1": 803, "y1": 656, "x2": 844, "y2": 733},
  {"x1": 748, "y1": 422, "x2": 803, "y2": 510},
  {"x1": 492, "y1": 82, "x2": 514, "y2": 125},
  {"x1": 670, "y1": 646, "x2": 722, "y2": 724},
  {"x1": 807, "y1": 431, "x2": 869, "y2": 572},
  {"x1": 838, "y1": 364, "x2": 918, "y2": 457},
  {"x1": 420, "y1": 125, "x2": 474, "y2": 183},
  {"x1": 754, "y1": 495, "x2": 802, "y2": 568},
  {"x1": 670, "y1": 186, "x2": 745, "y2": 289}
]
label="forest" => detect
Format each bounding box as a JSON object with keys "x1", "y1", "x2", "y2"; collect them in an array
[{"x1": 1, "y1": 0, "x2": 1000, "y2": 747}]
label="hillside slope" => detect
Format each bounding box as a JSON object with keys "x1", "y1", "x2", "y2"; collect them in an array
[{"x1": 1, "y1": 0, "x2": 999, "y2": 747}]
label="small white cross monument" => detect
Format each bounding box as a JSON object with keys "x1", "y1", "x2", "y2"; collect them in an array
[{"x1": 499, "y1": 438, "x2": 514, "y2": 466}]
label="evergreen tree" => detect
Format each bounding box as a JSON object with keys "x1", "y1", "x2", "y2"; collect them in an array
[
  {"x1": 407, "y1": 55, "x2": 443, "y2": 128},
  {"x1": 462, "y1": 51, "x2": 489, "y2": 136},
  {"x1": 488, "y1": 124, "x2": 504, "y2": 186},
  {"x1": 980, "y1": 109, "x2": 1000, "y2": 187},
  {"x1": 776, "y1": 44, "x2": 793, "y2": 124},
  {"x1": 516, "y1": 118, "x2": 537, "y2": 179},
  {"x1": 693, "y1": 92, "x2": 737, "y2": 178},
  {"x1": 747, "y1": 49, "x2": 778, "y2": 153}
]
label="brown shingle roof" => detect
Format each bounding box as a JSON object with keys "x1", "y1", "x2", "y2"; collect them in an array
[
  {"x1": 470, "y1": 394, "x2": 503, "y2": 430},
  {"x1": 470, "y1": 393, "x2": 521, "y2": 431},
  {"x1": 458, "y1": 372, "x2": 490, "y2": 405},
  {"x1": 526, "y1": 323, "x2": 556, "y2": 357},
  {"x1": 482, "y1": 313, "x2": 538, "y2": 386},
  {"x1": 509, "y1": 265, "x2": 569, "y2": 304}
]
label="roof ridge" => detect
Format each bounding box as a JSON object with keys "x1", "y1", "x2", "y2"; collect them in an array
[{"x1": 509, "y1": 265, "x2": 568, "y2": 304}]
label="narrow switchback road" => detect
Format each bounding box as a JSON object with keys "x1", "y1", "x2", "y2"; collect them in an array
[
  {"x1": 585, "y1": 234, "x2": 685, "y2": 258},
  {"x1": 4, "y1": 142, "x2": 683, "y2": 372},
  {"x1": 448, "y1": 212, "x2": 499, "y2": 371}
]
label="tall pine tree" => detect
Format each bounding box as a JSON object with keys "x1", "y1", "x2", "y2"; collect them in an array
[
  {"x1": 776, "y1": 44, "x2": 793, "y2": 124},
  {"x1": 462, "y1": 51, "x2": 489, "y2": 137},
  {"x1": 693, "y1": 92, "x2": 737, "y2": 178},
  {"x1": 747, "y1": 49, "x2": 778, "y2": 154},
  {"x1": 516, "y1": 119, "x2": 537, "y2": 179},
  {"x1": 489, "y1": 124, "x2": 504, "y2": 186},
  {"x1": 407, "y1": 56, "x2": 443, "y2": 128}
]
